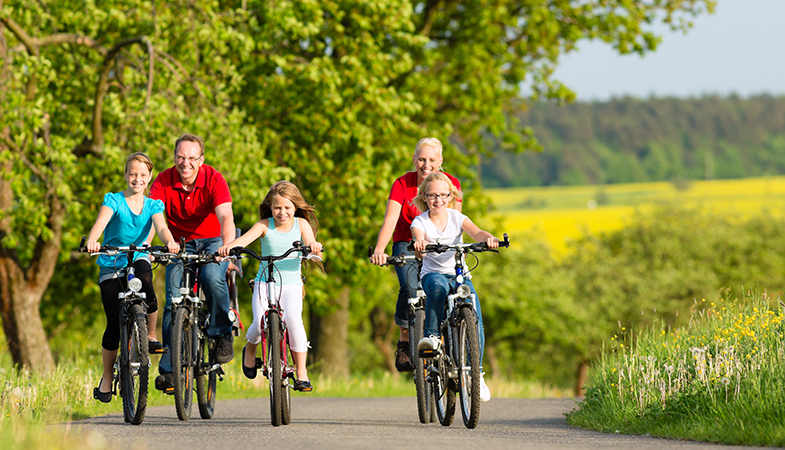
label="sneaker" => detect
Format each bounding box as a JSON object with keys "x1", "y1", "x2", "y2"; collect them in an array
[
  {"x1": 417, "y1": 336, "x2": 440, "y2": 355},
  {"x1": 394, "y1": 341, "x2": 413, "y2": 372},
  {"x1": 155, "y1": 372, "x2": 175, "y2": 393},
  {"x1": 480, "y1": 373, "x2": 491, "y2": 402},
  {"x1": 214, "y1": 333, "x2": 234, "y2": 364}
]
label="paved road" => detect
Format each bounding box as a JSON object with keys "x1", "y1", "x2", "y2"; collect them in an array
[{"x1": 73, "y1": 397, "x2": 764, "y2": 450}]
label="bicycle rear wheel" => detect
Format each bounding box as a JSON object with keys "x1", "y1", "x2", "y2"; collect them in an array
[
  {"x1": 433, "y1": 346, "x2": 455, "y2": 426},
  {"x1": 196, "y1": 329, "x2": 217, "y2": 419},
  {"x1": 119, "y1": 303, "x2": 149, "y2": 425},
  {"x1": 411, "y1": 308, "x2": 433, "y2": 424},
  {"x1": 457, "y1": 307, "x2": 481, "y2": 429},
  {"x1": 171, "y1": 307, "x2": 195, "y2": 420},
  {"x1": 267, "y1": 312, "x2": 283, "y2": 426}
]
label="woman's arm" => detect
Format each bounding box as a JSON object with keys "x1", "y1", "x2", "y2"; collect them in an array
[
  {"x1": 85, "y1": 206, "x2": 114, "y2": 253},
  {"x1": 217, "y1": 219, "x2": 269, "y2": 257},
  {"x1": 300, "y1": 218, "x2": 323, "y2": 258},
  {"x1": 462, "y1": 217, "x2": 499, "y2": 249},
  {"x1": 370, "y1": 199, "x2": 403, "y2": 265}
]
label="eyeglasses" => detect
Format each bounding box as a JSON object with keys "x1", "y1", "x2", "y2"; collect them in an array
[
  {"x1": 175, "y1": 155, "x2": 202, "y2": 163},
  {"x1": 425, "y1": 193, "x2": 451, "y2": 201}
]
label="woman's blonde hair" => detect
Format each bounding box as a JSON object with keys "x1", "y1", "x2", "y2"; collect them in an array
[
  {"x1": 125, "y1": 152, "x2": 154, "y2": 174},
  {"x1": 259, "y1": 181, "x2": 319, "y2": 235},
  {"x1": 411, "y1": 172, "x2": 462, "y2": 212}
]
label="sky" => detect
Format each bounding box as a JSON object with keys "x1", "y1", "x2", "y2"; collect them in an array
[{"x1": 552, "y1": 0, "x2": 785, "y2": 101}]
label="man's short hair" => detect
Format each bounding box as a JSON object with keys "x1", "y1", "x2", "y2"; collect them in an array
[{"x1": 174, "y1": 133, "x2": 205, "y2": 156}]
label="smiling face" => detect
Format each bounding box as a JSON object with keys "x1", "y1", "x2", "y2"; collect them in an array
[
  {"x1": 270, "y1": 194, "x2": 296, "y2": 228},
  {"x1": 413, "y1": 144, "x2": 443, "y2": 184},
  {"x1": 174, "y1": 140, "x2": 204, "y2": 186},
  {"x1": 424, "y1": 179, "x2": 452, "y2": 214},
  {"x1": 125, "y1": 160, "x2": 152, "y2": 194}
]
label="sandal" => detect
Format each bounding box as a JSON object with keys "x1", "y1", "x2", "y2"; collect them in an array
[
  {"x1": 293, "y1": 379, "x2": 313, "y2": 392},
  {"x1": 241, "y1": 345, "x2": 258, "y2": 379},
  {"x1": 93, "y1": 378, "x2": 112, "y2": 403},
  {"x1": 148, "y1": 339, "x2": 166, "y2": 354}
]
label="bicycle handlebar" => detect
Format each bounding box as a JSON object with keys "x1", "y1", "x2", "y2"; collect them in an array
[
  {"x1": 79, "y1": 236, "x2": 170, "y2": 255},
  {"x1": 228, "y1": 241, "x2": 321, "y2": 263},
  {"x1": 409, "y1": 232, "x2": 510, "y2": 254},
  {"x1": 367, "y1": 246, "x2": 420, "y2": 267}
]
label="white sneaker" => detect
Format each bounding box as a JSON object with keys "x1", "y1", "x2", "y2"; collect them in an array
[
  {"x1": 417, "y1": 336, "x2": 440, "y2": 354},
  {"x1": 479, "y1": 373, "x2": 491, "y2": 402}
]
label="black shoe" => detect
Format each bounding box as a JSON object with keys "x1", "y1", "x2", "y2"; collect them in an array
[
  {"x1": 148, "y1": 339, "x2": 167, "y2": 354},
  {"x1": 215, "y1": 333, "x2": 235, "y2": 364},
  {"x1": 293, "y1": 379, "x2": 313, "y2": 392},
  {"x1": 155, "y1": 372, "x2": 175, "y2": 393},
  {"x1": 241, "y1": 345, "x2": 257, "y2": 379},
  {"x1": 395, "y1": 341, "x2": 413, "y2": 372},
  {"x1": 93, "y1": 378, "x2": 112, "y2": 403}
]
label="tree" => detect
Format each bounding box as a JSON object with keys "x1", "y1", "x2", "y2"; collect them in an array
[{"x1": 0, "y1": 0, "x2": 285, "y2": 372}]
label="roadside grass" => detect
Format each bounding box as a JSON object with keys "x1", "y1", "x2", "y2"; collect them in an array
[
  {"x1": 0, "y1": 345, "x2": 564, "y2": 448},
  {"x1": 567, "y1": 291, "x2": 785, "y2": 446}
]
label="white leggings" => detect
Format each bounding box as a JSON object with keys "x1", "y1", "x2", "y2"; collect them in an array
[{"x1": 247, "y1": 282, "x2": 309, "y2": 353}]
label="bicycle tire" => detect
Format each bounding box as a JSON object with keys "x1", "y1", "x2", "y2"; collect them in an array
[
  {"x1": 412, "y1": 308, "x2": 432, "y2": 424},
  {"x1": 433, "y1": 344, "x2": 456, "y2": 426},
  {"x1": 267, "y1": 312, "x2": 283, "y2": 426},
  {"x1": 281, "y1": 329, "x2": 292, "y2": 425},
  {"x1": 171, "y1": 306, "x2": 195, "y2": 420},
  {"x1": 196, "y1": 329, "x2": 217, "y2": 419},
  {"x1": 457, "y1": 307, "x2": 481, "y2": 429},
  {"x1": 119, "y1": 303, "x2": 149, "y2": 425}
]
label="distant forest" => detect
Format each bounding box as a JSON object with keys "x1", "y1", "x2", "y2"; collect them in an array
[{"x1": 480, "y1": 95, "x2": 785, "y2": 187}]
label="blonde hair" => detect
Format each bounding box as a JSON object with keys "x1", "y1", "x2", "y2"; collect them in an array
[
  {"x1": 259, "y1": 181, "x2": 319, "y2": 235},
  {"x1": 413, "y1": 137, "x2": 444, "y2": 172},
  {"x1": 411, "y1": 172, "x2": 462, "y2": 212},
  {"x1": 125, "y1": 152, "x2": 154, "y2": 175}
]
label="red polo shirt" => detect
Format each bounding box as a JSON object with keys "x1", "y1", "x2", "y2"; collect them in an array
[
  {"x1": 150, "y1": 164, "x2": 232, "y2": 241},
  {"x1": 389, "y1": 171, "x2": 461, "y2": 243}
]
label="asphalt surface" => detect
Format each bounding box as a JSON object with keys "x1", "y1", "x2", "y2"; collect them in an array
[{"x1": 71, "y1": 397, "x2": 767, "y2": 450}]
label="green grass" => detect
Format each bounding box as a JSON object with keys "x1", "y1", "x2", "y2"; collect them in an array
[{"x1": 567, "y1": 291, "x2": 785, "y2": 446}]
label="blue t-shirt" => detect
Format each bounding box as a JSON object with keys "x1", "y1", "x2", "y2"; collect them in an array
[
  {"x1": 97, "y1": 192, "x2": 165, "y2": 271},
  {"x1": 254, "y1": 218, "x2": 303, "y2": 286}
]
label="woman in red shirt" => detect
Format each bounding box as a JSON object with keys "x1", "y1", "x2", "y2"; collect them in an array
[{"x1": 370, "y1": 137, "x2": 461, "y2": 371}]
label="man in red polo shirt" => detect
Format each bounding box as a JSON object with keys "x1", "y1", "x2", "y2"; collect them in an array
[{"x1": 150, "y1": 133, "x2": 236, "y2": 392}]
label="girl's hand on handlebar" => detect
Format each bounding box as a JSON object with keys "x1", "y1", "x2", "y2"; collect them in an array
[
  {"x1": 370, "y1": 251, "x2": 388, "y2": 266},
  {"x1": 309, "y1": 241, "x2": 323, "y2": 257},
  {"x1": 217, "y1": 245, "x2": 232, "y2": 258},
  {"x1": 86, "y1": 240, "x2": 101, "y2": 253},
  {"x1": 486, "y1": 236, "x2": 500, "y2": 249},
  {"x1": 166, "y1": 241, "x2": 181, "y2": 254},
  {"x1": 413, "y1": 238, "x2": 428, "y2": 252}
]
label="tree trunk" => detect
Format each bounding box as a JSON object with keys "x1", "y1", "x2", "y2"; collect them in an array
[
  {"x1": 369, "y1": 305, "x2": 397, "y2": 373},
  {"x1": 0, "y1": 158, "x2": 59, "y2": 372},
  {"x1": 574, "y1": 360, "x2": 588, "y2": 397},
  {"x1": 310, "y1": 286, "x2": 350, "y2": 379}
]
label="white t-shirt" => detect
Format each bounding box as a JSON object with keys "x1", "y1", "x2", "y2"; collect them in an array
[{"x1": 411, "y1": 208, "x2": 467, "y2": 276}]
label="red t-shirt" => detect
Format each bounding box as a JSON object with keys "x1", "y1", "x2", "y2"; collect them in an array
[
  {"x1": 389, "y1": 171, "x2": 462, "y2": 243},
  {"x1": 150, "y1": 164, "x2": 232, "y2": 241}
]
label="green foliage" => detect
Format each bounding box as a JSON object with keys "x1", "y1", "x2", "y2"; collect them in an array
[{"x1": 482, "y1": 95, "x2": 785, "y2": 187}]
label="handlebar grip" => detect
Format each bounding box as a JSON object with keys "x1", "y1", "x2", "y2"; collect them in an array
[
  {"x1": 368, "y1": 247, "x2": 373, "y2": 259},
  {"x1": 501, "y1": 233, "x2": 510, "y2": 248},
  {"x1": 406, "y1": 240, "x2": 416, "y2": 252},
  {"x1": 79, "y1": 236, "x2": 87, "y2": 253}
]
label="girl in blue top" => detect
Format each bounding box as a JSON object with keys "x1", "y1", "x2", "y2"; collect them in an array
[
  {"x1": 218, "y1": 181, "x2": 323, "y2": 392},
  {"x1": 86, "y1": 153, "x2": 179, "y2": 403}
]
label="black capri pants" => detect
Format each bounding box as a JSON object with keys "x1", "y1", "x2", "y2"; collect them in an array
[{"x1": 99, "y1": 259, "x2": 158, "y2": 351}]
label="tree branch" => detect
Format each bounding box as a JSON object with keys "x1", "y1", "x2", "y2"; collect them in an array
[
  {"x1": 10, "y1": 33, "x2": 107, "y2": 56},
  {"x1": 0, "y1": 15, "x2": 38, "y2": 56}
]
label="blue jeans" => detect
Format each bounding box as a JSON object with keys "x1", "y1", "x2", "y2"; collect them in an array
[
  {"x1": 159, "y1": 237, "x2": 231, "y2": 374},
  {"x1": 392, "y1": 241, "x2": 418, "y2": 329},
  {"x1": 421, "y1": 272, "x2": 485, "y2": 362}
]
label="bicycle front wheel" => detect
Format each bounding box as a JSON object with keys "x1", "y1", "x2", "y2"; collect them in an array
[
  {"x1": 196, "y1": 329, "x2": 217, "y2": 419},
  {"x1": 171, "y1": 307, "x2": 195, "y2": 420},
  {"x1": 433, "y1": 351, "x2": 456, "y2": 426},
  {"x1": 412, "y1": 308, "x2": 433, "y2": 424},
  {"x1": 457, "y1": 307, "x2": 481, "y2": 429},
  {"x1": 267, "y1": 312, "x2": 283, "y2": 426},
  {"x1": 119, "y1": 303, "x2": 149, "y2": 425}
]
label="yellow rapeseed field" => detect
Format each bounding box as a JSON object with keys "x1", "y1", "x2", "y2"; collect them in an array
[{"x1": 482, "y1": 176, "x2": 785, "y2": 255}]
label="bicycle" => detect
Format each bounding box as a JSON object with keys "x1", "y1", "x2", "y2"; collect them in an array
[
  {"x1": 79, "y1": 236, "x2": 171, "y2": 425},
  {"x1": 229, "y1": 241, "x2": 321, "y2": 427},
  {"x1": 227, "y1": 228, "x2": 244, "y2": 337},
  {"x1": 418, "y1": 233, "x2": 509, "y2": 429},
  {"x1": 156, "y1": 242, "x2": 233, "y2": 421},
  {"x1": 368, "y1": 247, "x2": 435, "y2": 424}
]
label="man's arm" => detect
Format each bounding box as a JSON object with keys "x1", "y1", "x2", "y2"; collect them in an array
[{"x1": 215, "y1": 202, "x2": 236, "y2": 245}]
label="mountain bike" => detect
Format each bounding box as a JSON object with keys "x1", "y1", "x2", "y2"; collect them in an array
[
  {"x1": 229, "y1": 241, "x2": 321, "y2": 427},
  {"x1": 419, "y1": 233, "x2": 509, "y2": 429},
  {"x1": 157, "y1": 243, "x2": 231, "y2": 421},
  {"x1": 79, "y1": 237, "x2": 171, "y2": 425},
  {"x1": 368, "y1": 247, "x2": 435, "y2": 424}
]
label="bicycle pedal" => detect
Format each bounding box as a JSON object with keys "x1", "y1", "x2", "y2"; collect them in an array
[
  {"x1": 254, "y1": 358, "x2": 263, "y2": 369},
  {"x1": 150, "y1": 348, "x2": 168, "y2": 355},
  {"x1": 419, "y1": 349, "x2": 438, "y2": 358},
  {"x1": 164, "y1": 387, "x2": 175, "y2": 395}
]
